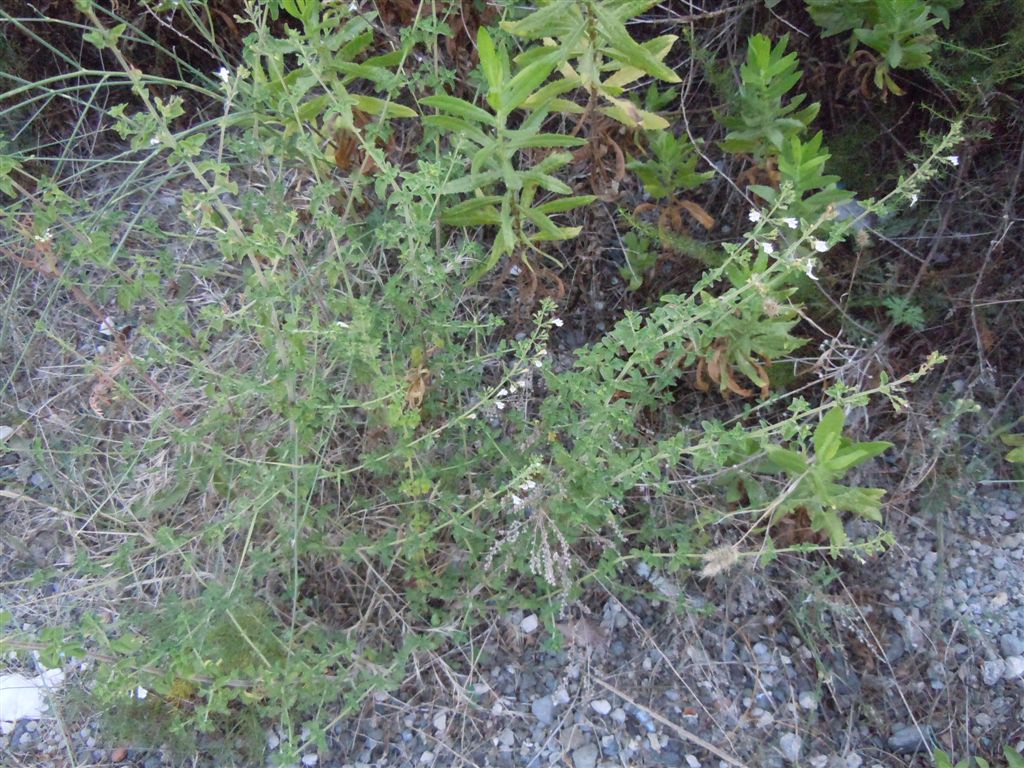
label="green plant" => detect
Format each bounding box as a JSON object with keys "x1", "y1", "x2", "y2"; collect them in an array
[
  {"x1": 424, "y1": 27, "x2": 595, "y2": 283},
  {"x1": 933, "y1": 746, "x2": 1024, "y2": 768},
  {"x1": 720, "y1": 34, "x2": 819, "y2": 162},
  {"x1": 501, "y1": 0, "x2": 681, "y2": 130},
  {"x1": 627, "y1": 130, "x2": 714, "y2": 200},
  {"x1": 617, "y1": 230, "x2": 657, "y2": 290}
]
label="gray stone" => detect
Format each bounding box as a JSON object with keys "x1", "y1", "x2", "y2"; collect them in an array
[
  {"x1": 1003, "y1": 656, "x2": 1024, "y2": 679},
  {"x1": 888, "y1": 725, "x2": 933, "y2": 753},
  {"x1": 779, "y1": 733, "x2": 802, "y2": 763},
  {"x1": 982, "y1": 659, "x2": 1006, "y2": 686},
  {"x1": 531, "y1": 696, "x2": 554, "y2": 725},
  {"x1": 590, "y1": 699, "x2": 612, "y2": 716},
  {"x1": 1000, "y1": 634, "x2": 1024, "y2": 658},
  {"x1": 572, "y1": 742, "x2": 599, "y2": 768}
]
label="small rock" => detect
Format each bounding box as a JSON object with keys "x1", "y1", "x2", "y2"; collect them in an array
[
  {"x1": 520, "y1": 614, "x2": 540, "y2": 634},
  {"x1": 590, "y1": 699, "x2": 612, "y2": 716},
  {"x1": 610, "y1": 708, "x2": 627, "y2": 725},
  {"x1": 1003, "y1": 656, "x2": 1024, "y2": 679},
  {"x1": 809, "y1": 757, "x2": 828, "y2": 768},
  {"x1": 420, "y1": 751, "x2": 435, "y2": 763},
  {"x1": 111, "y1": 747, "x2": 128, "y2": 762},
  {"x1": 982, "y1": 659, "x2": 1006, "y2": 686},
  {"x1": 142, "y1": 757, "x2": 162, "y2": 768},
  {"x1": 572, "y1": 742, "x2": 599, "y2": 768},
  {"x1": 498, "y1": 728, "x2": 515, "y2": 748},
  {"x1": 845, "y1": 754, "x2": 863, "y2": 768},
  {"x1": 779, "y1": 733, "x2": 802, "y2": 763},
  {"x1": 531, "y1": 696, "x2": 554, "y2": 725},
  {"x1": 685, "y1": 756, "x2": 702, "y2": 768},
  {"x1": 432, "y1": 712, "x2": 447, "y2": 732},
  {"x1": 1000, "y1": 634, "x2": 1024, "y2": 658},
  {"x1": 301, "y1": 754, "x2": 318, "y2": 767},
  {"x1": 798, "y1": 691, "x2": 818, "y2": 711},
  {"x1": 0, "y1": 426, "x2": 13, "y2": 441},
  {"x1": 888, "y1": 725, "x2": 933, "y2": 753}
]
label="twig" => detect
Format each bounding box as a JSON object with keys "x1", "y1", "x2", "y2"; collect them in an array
[{"x1": 592, "y1": 676, "x2": 752, "y2": 768}]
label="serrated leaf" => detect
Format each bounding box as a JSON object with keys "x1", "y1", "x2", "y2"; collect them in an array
[
  {"x1": 824, "y1": 441, "x2": 892, "y2": 473},
  {"x1": 350, "y1": 95, "x2": 416, "y2": 119},
  {"x1": 533, "y1": 195, "x2": 597, "y2": 214}
]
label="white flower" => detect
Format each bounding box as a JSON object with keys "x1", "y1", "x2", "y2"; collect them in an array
[
  {"x1": 748, "y1": 210, "x2": 762, "y2": 223},
  {"x1": 521, "y1": 480, "x2": 536, "y2": 491},
  {"x1": 33, "y1": 229, "x2": 53, "y2": 243},
  {"x1": 761, "y1": 242, "x2": 774, "y2": 255},
  {"x1": 947, "y1": 155, "x2": 959, "y2": 167},
  {"x1": 497, "y1": 389, "x2": 508, "y2": 397},
  {"x1": 533, "y1": 359, "x2": 543, "y2": 368},
  {"x1": 99, "y1": 316, "x2": 117, "y2": 336},
  {"x1": 812, "y1": 239, "x2": 829, "y2": 253},
  {"x1": 910, "y1": 193, "x2": 919, "y2": 207},
  {"x1": 216, "y1": 66, "x2": 230, "y2": 84},
  {"x1": 782, "y1": 217, "x2": 799, "y2": 230},
  {"x1": 804, "y1": 259, "x2": 819, "y2": 281},
  {"x1": 494, "y1": 400, "x2": 505, "y2": 410},
  {"x1": 510, "y1": 494, "x2": 524, "y2": 509},
  {"x1": 551, "y1": 317, "x2": 563, "y2": 327},
  {"x1": 149, "y1": 136, "x2": 160, "y2": 146},
  {"x1": 135, "y1": 686, "x2": 148, "y2": 700}
]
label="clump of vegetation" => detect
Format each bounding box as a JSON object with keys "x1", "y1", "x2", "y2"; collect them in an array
[{"x1": 1, "y1": 0, "x2": 1019, "y2": 763}]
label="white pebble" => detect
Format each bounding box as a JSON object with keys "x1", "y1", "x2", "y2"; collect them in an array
[
  {"x1": 1003, "y1": 656, "x2": 1024, "y2": 679},
  {"x1": 520, "y1": 614, "x2": 539, "y2": 634},
  {"x1": 301, "y1": 754, "x2": 318, "y2": 767},
  {"x1": 590, "y1": 699, "x2": 612, "y2": 716},
  {"x1": 420, "y1": 751, "x2": 435, "y2": 763},
  {"x1": 432, "y1": 712, "x2": 447, "y2": 731}
]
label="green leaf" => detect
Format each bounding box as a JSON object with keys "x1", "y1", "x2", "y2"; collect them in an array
[
  {"x1": 592, "y1": 2, "x2": 680, "y2": 83},
  {"x1": 533, "y1": 195, "x2": 597, "y2": 214},
  {"x1": 501, "y1": 54, "x2": 559, "y2": 115},
  {"x1": 765, "y1": 446, "x2": 808, "y2": 475},
  {"x1": 813, "y1": 407, "x2": 845, "y2": 462},
  {"x1": 477, "y1": 27, "x2": 503, "y2": 94},
  {"x1": 824, "y1": 441, "x2": 892, "y2": 473},
  {"x1": 350, "y1": 95, "x2": 417, "y2": 119},
  {"x1": 439, "y1": 196, "x2": 504, "y2": 226},
  {"x1": 420, "y1": 94, "x2": 495, "y2": 126},
  {"x1": 1005, "y1": 747, "x2": 1024, "y2": 768},
  {"x1": 441, "y1": 170, "x2": 503, "y2": 195},
  {"x1": 83, "y1": 22, "x2": 127, "y2": 51}
]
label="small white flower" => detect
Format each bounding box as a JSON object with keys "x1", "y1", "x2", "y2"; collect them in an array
[
  {"x1": 812, "y1": 239, "x2": 829, "y2": 253},
  {"x1": 762, "y1": 242, "x2": 774, "y2": 255},
  {"x1": 497, "y1": 389, "x2": 508, "y2": 397},
  {"x1": 510, "y1": 494, "x2": 524, "y2": 509},
  {"x1": 804, "y1": 259, "x2": 819, "y2": 281},
  {"x1": 551, "y1": 317, "x2": 563, "y2": 327},
  {"x1": 99, "y1": 316, "x2": 117, "y2": 337},
  {"x1": 910, "y1": 192, "x2": 919, "y2": 207},
  {"x1": 466, "y1": 412, "x2": 477, "y2": 420},
  {"x1": 748, "y1": 209, "x2": 762, "y2": 223},
  {"x1": 349, "y1": 1, "x2": 358, "y2": 10},
  {"x1": 521, "y1": 480, "x2": 536, "y2": 491},
  {"x1": 533, "y1": 359, "x2": 543, "y2": 368},
  {"x1": 947, "y1": 155, "x2": 959, "y2": 167},
  {"x1": 494, "y1": 400, "x2": 505, "y2": 410},
  {"x1": 33, "y1": 229, "x2": 53, "y2": 243},
  {"x1": 135, "y1": 686, "x2": 148, "y2": 700},
  {"x1": 149, "y1": 136, "x2": 160, "y2": 146},
  {"x1": 216, "y1": 66, "x2": 230, "y2": 83},
  {"x1": 782, "y1": 217, "x2": 799, "y2": 230}
]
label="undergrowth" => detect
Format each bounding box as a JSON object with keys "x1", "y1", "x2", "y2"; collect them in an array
[{"x1": 0, "y1": 0, "x2": 1019, "y2": 764}]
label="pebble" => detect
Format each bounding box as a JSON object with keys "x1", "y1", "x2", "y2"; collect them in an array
[
  {"x1": 572, "y1": 742, "x2": 599, "y2": 768},
  {"x1": 982, "y1": 659, "x2": 1006, "y2": 686},
  {"x1": 779, "y1": 733, "x2": 802, "y2": 763},
  {"x1": 531, "y1": 696, "x2": 554, "y2": 725},
  {"x1": 520, "y1": 614, "x2": 539, "y2": 634},
  {"x1": 1001, "y1": 635, "x2": 1024, "y2": 658},
  {"x1": 798, "y1": 691, "x2": 818, "y2": 711},
  {"x1": 420, "y1": 751, "x2": 435, "y2": 763},
  {"x1": 301, "y1": 754, "x2": 318, "y2": 767},
  {"x1": 1003, "y1": 656, "x2": 1024, "y2": 679},
  {"x1": 888, "y1": 725, "x2": 932, "y2": 753},
  {"x1": 590, "y1": 699, "x2": 612, "y2": 716}
]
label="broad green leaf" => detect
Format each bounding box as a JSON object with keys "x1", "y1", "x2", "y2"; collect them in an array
[
  {"x1": 813, "y1": 407, "x2": 845, "y2": 462},
  {"x1": 533, "y1": 195, "x2": 597, "y2": 214},
  {"x1": 1005, "y1": 747, "x2": 1024, "y2": 768},
  {"x1": 350, "y1": 95, "x2": 417, "y2": 119},
  {"x1": 765, "y1": 446, "x2": 808, "y2": 475},
  {"x1": 477, "y1": 27, "x2": 503, "y2": 94},
  {"x1": 421, "y1": 115, "x2": 489, "y2": 146},
  {"x1": 824, "y1": 441, "x2": 892, "y2": 473},
  {"x1": 603, "y1": 35, "x2": 678, "y2": 89},
  {"x1": 439, "y1": 195, "x2": 504, "y2": 226},
  {"x1": 500, "y1": 0, "x2": 579, "y2": 40},
  {"x1": 441, "y1": 170, "x2": 503, "y2": 195},
  {"x1": 501, "y1": 54, "x2": 559, "y2": 115},
  {"x1": 420, "y1": 94, "x2": 495, "y2": 126}
]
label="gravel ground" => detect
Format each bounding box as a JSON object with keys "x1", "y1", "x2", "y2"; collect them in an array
[{"x1": 2, "y1": 486, "x2": 1022, "y2": 767}]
